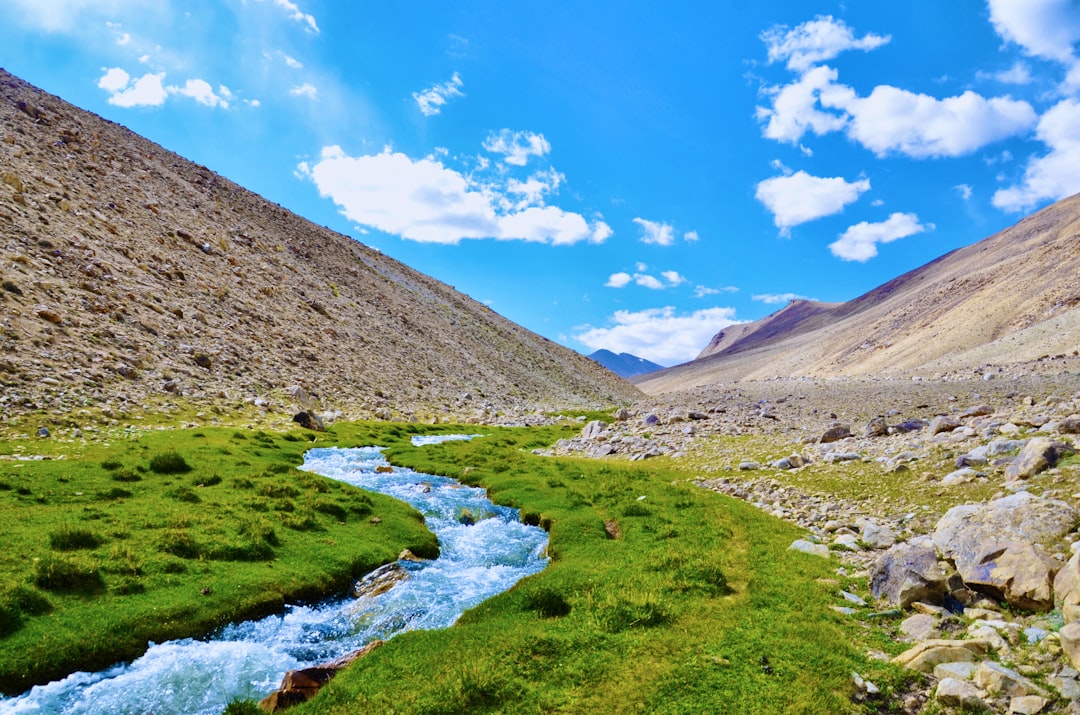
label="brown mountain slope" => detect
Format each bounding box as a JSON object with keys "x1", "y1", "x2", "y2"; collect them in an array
[
  {"x1": 637, "y1": 192, "x2": 1080, "y2": 393},
  {"x1": 0, "y1": 69, "x2": 639, "y2": 424}
]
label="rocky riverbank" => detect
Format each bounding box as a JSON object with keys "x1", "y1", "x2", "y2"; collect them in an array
[{"x1": 551, "y1": 372, "x2": 1080, "y2": 713}]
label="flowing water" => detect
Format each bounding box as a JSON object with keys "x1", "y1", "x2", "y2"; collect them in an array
[{"x1": 1, "y1": 436, "x2": 547, "y2": 715}]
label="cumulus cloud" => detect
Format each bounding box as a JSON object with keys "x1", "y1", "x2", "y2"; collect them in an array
[
  {"x1": 604, "y1": 268, "x2": 686, "y2": 290},
  {"x1": 413, "y1": 72, "x2": 464, "y2": 116},
  {"x1": 483, "y1": 129, "x2": 551, "y2": 166},
  {"x1": 298, "y1": 146, "x2": 610, "y2": 245},
  {"x1": 574, "y1": 306, "x2": 741, "y2": 366},
  {"x1": 955, "y1": 184, "x2": 974, "y2": 200},
  {"x1": 684, "y1": 230, "x2": 700, "y2": 242},
  {"x1": 836, "y1": 85, "x2": 1037, "y2": 158},
  {"x1": 761, "y1": 15, "x2": 890, "y2": 73},
  {"x1": 605, "y1": 272, "x2": 632, "y2": 288},
  {"x1": 752, "y1": 293, "x2": 811, "y2": 305},
  {"x1": 661, "y1": 270, "x2": 687, "y2": 286},
  {"x1": 829, "y1": 212, "x2": 931, "y2": 262},
  {"x1": 758, "y1": 67, "x2": 1037, "y2": 157},
  {"x1": 98, "y1": 68, "x2": 167, "y2": 107},
  {"x1": 694, "y1": 285, "x2": 737, "y2": 298},
  {"x1": 977, "y1": 62, "x2": 1034, "y2": 85},
  {"x1": 170, "y1": 78, "x2": 229, "y2": 108},
  {"x1": 635, "y1": 274, "x2": 665, "y2": 290},
  {"x1": 988, "y1": 0, "x2": 1080, "y2": 65},
  {"x1": 633, "y1": 218, "x2": 676, "y2": 245},
  {"x1": 755, "y1": 170, "x2": 870, "y2": 234},
  {"x1": 993, "y1": 98, "x2": 1080, "y2": 211}
]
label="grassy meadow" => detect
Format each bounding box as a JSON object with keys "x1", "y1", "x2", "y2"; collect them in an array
[
  {"x1": 0, "y1": 419, "x2": 913, "y2": 713},
  {"x1": 0, "y1": 422, "x2": 442, "y2": 694}
]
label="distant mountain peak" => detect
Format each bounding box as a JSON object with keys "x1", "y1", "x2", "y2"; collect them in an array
[{"x1": 588, "y1": 349, "x2": 663, "y2": 378}]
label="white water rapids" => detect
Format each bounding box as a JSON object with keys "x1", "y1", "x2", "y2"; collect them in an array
[{"x1": 1, "y1": 436, "x2": 548, "y2": 715}]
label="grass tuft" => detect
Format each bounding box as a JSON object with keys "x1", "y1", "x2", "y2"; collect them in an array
[{"x1": 148, "y1": 451, "x2": 192, "y2": 475}]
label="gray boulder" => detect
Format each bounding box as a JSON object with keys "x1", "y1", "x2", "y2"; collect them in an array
[
  {"x1": 870, "y1": 538, "x2": 947, "y2": 608},
  {"x1": 960, "y1": 541, "x2": 1062, "y2": 611},
  {"x1": 819, "y1": 424, "x2": 853, "y2": 443},
  {"x1": 929, "y1": 415, "x2": 962, "y2": 435},
  {"x1": 864, "y1": 415, "x2": 888, "y2": 438},
  {"x1": 1004, "y1": 437, "x2": 1073, "y2": 481},
  {"x1": 1053, "y1": 550, "x2": 1080, "y2": 623}
]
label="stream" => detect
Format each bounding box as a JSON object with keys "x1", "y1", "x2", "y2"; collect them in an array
[{"x1": 1, "y1": 435, "x2": 548, "y2": 715}]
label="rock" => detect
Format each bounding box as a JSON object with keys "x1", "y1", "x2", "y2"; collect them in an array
[
  {"x1": 1047, "y1": 672, "x2": 1080, "y2": 699},
  {"x1": 353, "y1": 563, "x2": 409, "y2": 598},
  {"x1": 738, "y1": 461, "x2": 760, "y2": 471},
  {"x1": 603, "y1": 519, "x2": 621, "y2": 540},
  {"x1": 974, "y1": 660, "x2": 1048, "y2": 698},
  {"x1": 960, "y1": 404, "x2": 994, "y2": 418},
  {"x1": 941, "y1": 468, "x2": 980, "y2": 486},
  {"x1": 934, "y1": 661, "x2": 978, "y2": 680},
  {"x1": 964, "y1": 541, "x2": 1063, "y2": 611},
  {"x1": 1005, "y1": 437, "x2": 1073, "y2": 480},
  {"x1": 891, "y1": 638, "x2": 991, "y2": 672},
  {"x1": 893, "y1": 419, "x2": 927, "y2": 433},
  {"x1": 613, "y1": 408, "x2": 632, "y2": 421},
  {"x1": 1057, "y1": 415, "x2": 1080, "y2": 434},
  {"x1": 864, "y1": 415, "x2": 888, "y2": 438},
  {"x1": 1054, "y1": 551, "x2": 1080, "y2": 623},
  {"x1": 193, "y1": 353, "x2": 212, "y2": 369},
  {"x1": 36, "y1": 427, "x2": 49, "y2": 438},
  {"x1": 1060, "y1": 622, "x2": 1080, "y2": 670},
  {"x1": 580, "y1": 420, "x2": 607, "y2": 440},
  {"x1": 789, "y1": 539, "x2": 829, "y2": 558},
  {"x1": 870, "y1": 539, "x2": 948, "y2": 608},
  {"x1": 860, "y1": 521, "x2": 896, "y2": 549},
  {"x1": 35, "y1": 306, "x2": 62, "y2": 325},
  {"x1": 900, "y1": 613, "x2": 939, "y2": 641},
  {"x1": 955, "y1": 452, "x2": 988, "y2": 468},
  {"x1": 825, "y1": 451, "x2": 861, "y2": 463},
  {"x1": 292, "y1": 411, "x2": 325, "y2": 431},
  {"x1": 1009, "y1": 695, "x2": 1050, "y2": 714},
  {"x1": 687, "y1": 411, "x2": 708, "y2": 421},
  {"x1": 929, "y1": 415, "x2": 962, "y2": 435},
  {"x1": 819, "y1": 424, "x2": 853, "y2": 443},
  {"x1": 258, "y1": 641, "x2": 383, "y2": 712},
  {"x1": 933, "y1": 492, "x2": 1079, "y2": 589},
  {"x1": 287, "y1": 385, "x2": 317, "y2": 411},
  {"x1": 935, "y1": 677, "x2": 988, "y2": 710}
]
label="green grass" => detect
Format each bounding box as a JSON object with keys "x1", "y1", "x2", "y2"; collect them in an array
[
  {"x1": 0, "y1": 423, "x2": 449, "y2": 695},
  {"x1": 281, "y1": 428, "x2": 896, "y2": 714}
]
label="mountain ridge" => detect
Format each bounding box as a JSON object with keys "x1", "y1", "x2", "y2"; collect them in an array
[
  {"x1": 637, "y1": 192, "x2": 1080, "y2": 393},
  {"x1": 0, "y1": 69, "x2": 640, "y2": 427},
  {"x1": 587, "y1": 349, "x2": 663, "y2": 378}
]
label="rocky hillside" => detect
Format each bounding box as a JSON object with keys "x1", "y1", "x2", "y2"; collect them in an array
[
  {"x1": 639, "y1": 193, "x2": 1080, "y2": 393},
  {"x1": 0, "y1": 69, "x2": 639, "y2": 427}
]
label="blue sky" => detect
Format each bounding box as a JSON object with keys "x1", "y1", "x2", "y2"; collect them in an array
[{"x1": 4, "y1": 1, "x2": 1080, "y2": 366}]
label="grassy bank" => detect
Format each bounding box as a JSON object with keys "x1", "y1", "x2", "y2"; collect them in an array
[
  {"x1": 0, "y1": 422, "x2": 444, "y2": 695},
  {"x1": 289, "y1": 427, "x2": 899, "y2": 714}
]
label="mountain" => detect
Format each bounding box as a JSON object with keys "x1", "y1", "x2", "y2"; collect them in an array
[
  {"x1": 588, "y1": 349, "x2": 664, "y2": 378},
  {"x1": 636, "y1": 192, "x2": 1080, "y2": 393},
  {"x1": 0, "y1": 69, "x2": 640, "y2": 425}
]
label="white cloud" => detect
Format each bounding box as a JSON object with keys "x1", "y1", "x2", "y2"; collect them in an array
[
  {"x1": 694, "y1": 285, "x2": 737, "y2": 298},
  {"x1": 755, "y1": 170, "x2": 870, "y2": 234},
  {"x1": 290, "y1": 83, "x2": 318, "y2": 99},
  {"x1": 170, "y1": 78, "x2": 228, "y2": 108},
  {"x1": 260, "y1": 0, "x2": 319, "y2": 33},
  {"x1": 758, "y1": 68, "x2": 1037, "y2": 157},
  {"x1": 299, "y1": 146, "x2": 610, "y2": 245},
  {"x1": 633, "y1": 218, "x2": 676, "y2": 245},
  {"x1": 283, "y1": 54, "x2": 303, "y2": 69},
  {"x1": 483, "y1": 129, "x2": 551, "y2": 166},
  {"x1": 761, "y1": 15, "x2": 890, "y2": 73},
  {"x1": 836, "y1": 85, "x2": 1037, "y2": 158},
  {"x1": 661, "y1": 270, "x2": 686, "y2": 286},
  {"x1": 106, "y1": 21, "x2": 129, "y2": 45},
  {"x1": 574, "y1": 306, "x2": 741, "y2": 366},
  {"x1": 829, "y1": 212, "x2": 931, "y2": 262},
  {"x1": 413, "y1": 72, "x2": 465, "y2": 117},
  {"x1": 505, "y1": 169, "x2": 564, "y2": 209},
  {"x1": 988, "y1": 0, "x2": 1080, "y2": 65},
  {"x1": 753, "y1": 293, "x2": 811, "y2": 305},
  {"x1": 684, "y1": 230, "x2": 700, "y2": 242},
  {"x1": 756, "y1": 65, "x2": 849, "y2": 144},
  {"x1": 100, "y1": 69, "x2": 167, "y2": 108},
  {"x1": 993, "y1": 98, "x2": 1080, "y2": 211},
  {"x1": 606, "y1": 272, "x2": 632, "y2": 288},
  {"x1": 8, "y1": 0, "x2": 143, "y2": 32},
  {"x1": 955, "y1": 184, "x2": 974, "y2": 200},
  {"x1": 977, "y1": 61, "x2": 1034, "y2": 85},
  {"x1": 635, "y1": 262, "x2": 649, "y2": 272},
  {"x1": 635, "y1": 274, "x2": 666, "y2": 290}
]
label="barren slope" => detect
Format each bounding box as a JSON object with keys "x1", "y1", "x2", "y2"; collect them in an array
[
  {"x1": 0, "y1": 69, "x2": 639, "y2": 422},
  {"x1": 638, "y1": 192, "x2": 1080, "y2": 393}
]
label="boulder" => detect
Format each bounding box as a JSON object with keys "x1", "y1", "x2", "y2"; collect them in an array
[
  {"x1": 1005, "y1": 437, "x2": 1073, "y2": 480},
  {"x1": 929, "y1": 415, "x2": 962, "y2": 435},
  {"x1": 932, "y1": 492, "x2": 1078, "y2": 587},
  {"x1": 1009, "y1": 695, "x2": 1050, "y2": 715},
  {"x1": 258, "y1": 641, "x2": 383, "y2": 712},
  {"x1": 789, "y1": 539, "x2": 829, "y2": 558},
  {"x1": 1057, "y1": 415, "x2": 1080, "y2": 434},
  {"x1": 934, "y1": 677, "x2": 987, "y2": 710},
  {"x1": 1054, "y1": 551, "x2": 1080, "y2": 623},
  {"x1": 973, "y1": 661, "x2": 1048, "y2": 698},
  {"x1": 870, "y1": 539, "x2": 948, "y2": 608},
  {"x1": 863, "y1": 415, "x2": 888, "y2": 438},
  {"x1": 580, "y1": 420, "x2": 608, "y2": 440},
  {"x1": 292, "y1": 411, "x2": 325, "y2": 431},
  {"x1": 960, "y1": 404, "x2": 993, "y2": 418},
  {"x1": 353, "y1": 563, "x2": 409, "y2": 599},
  {"x1": 819, "y1": 424, "x2": 853, "y2": 443},
  {"x1": 860, "y1": 521, "x2": 896, "y2": 549},
  {"x1": 960, "y1": 541, "x2": 1062, "y2": 611},
  {"x1": 941, "y1": 468, "x2": 979, "y2": 486},
  {"x1": 891, "y1": 638, "x2": 990, "y2": 672},
  {"x1": 1059, "y1": 622, "x2": 1080, "y2": 670}
]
